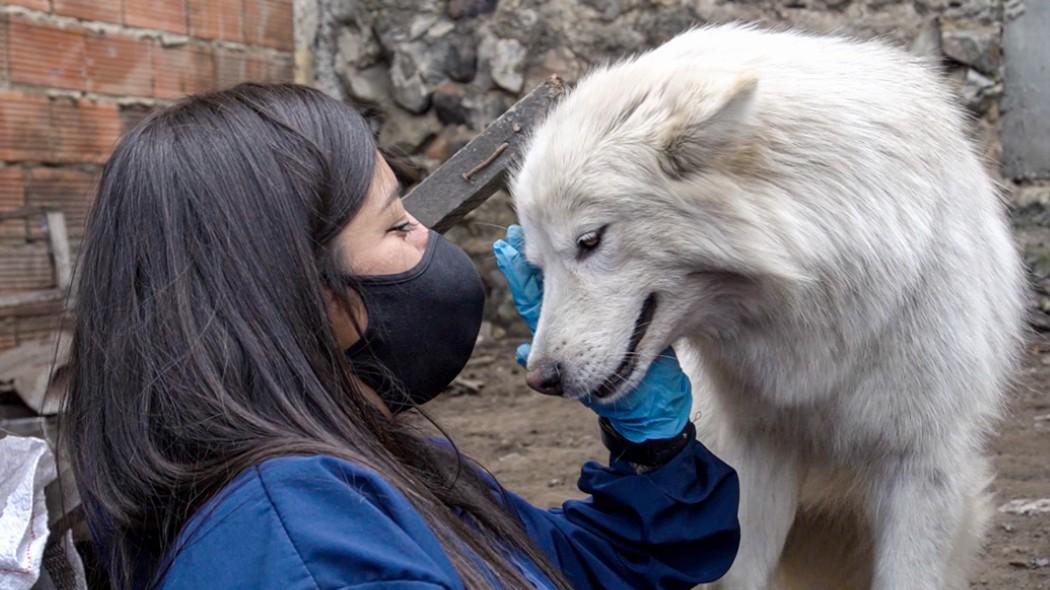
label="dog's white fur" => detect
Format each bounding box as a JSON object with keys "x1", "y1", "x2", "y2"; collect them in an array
[{"x1": 511, "y1": 24, "x2": 1026, "y2": 589}]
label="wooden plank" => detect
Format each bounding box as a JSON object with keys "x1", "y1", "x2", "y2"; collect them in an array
[
  {"x1": 0, "y1": 168, "x2": 27, "y2": 240},
  {"x1": 403, "y1": 76, "x2": 566, "y2": 232},
  {"x1": 45, "y1": 212, "x2": 72, "y2": 290},
  {"x1": 0, "y1": 317, "x2": 16, "y2": 350},
  {"x1": 0, "y1": 288, "x2": 65, "y2": 310},
  {"x1": 14, "y1": 313, "x2": 62, "y2": 344}
]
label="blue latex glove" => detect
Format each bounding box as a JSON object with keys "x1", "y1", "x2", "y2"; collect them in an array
[
  {"x1": 493, "y1": 225, "x2": 692, "y2": 443},
  {"x1": 492, "y1": 225, "x2": 542, "y2": 332}
]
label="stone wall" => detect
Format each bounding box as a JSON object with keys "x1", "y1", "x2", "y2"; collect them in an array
[{"x1": 306, "y1": 0, "x2": 1045, "y2": 334}]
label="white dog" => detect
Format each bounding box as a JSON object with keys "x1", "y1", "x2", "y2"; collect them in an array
[{"x1": 511, "y1": 24, "x2": 1026, "y2": 590}]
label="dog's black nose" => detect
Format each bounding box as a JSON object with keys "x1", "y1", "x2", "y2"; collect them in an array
[{"x1": 526, "y1": 361, "x2": 563, "y2": 396}]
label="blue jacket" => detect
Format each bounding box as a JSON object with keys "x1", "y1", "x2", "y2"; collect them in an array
[{"x1": 153, "y1": 437, "x2": 739, "y2": 589}]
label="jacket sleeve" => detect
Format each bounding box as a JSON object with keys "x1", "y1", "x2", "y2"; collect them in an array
[{"x1": 500, "y1": 436, "x2": 740, "y2": 590}]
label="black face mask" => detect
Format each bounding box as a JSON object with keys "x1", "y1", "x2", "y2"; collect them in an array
[{"x1": 345, "y1": 230, "x2": 485, "y2": 413}]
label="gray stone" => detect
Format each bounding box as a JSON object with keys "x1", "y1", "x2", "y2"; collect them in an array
[
  {"x1": 337, "y1": 26, "x2": 382, "y2": 70},
  {"x1": 1014, "y1": 184, "x2": 1050, "y2": 208},
  {"x1": 1002, "y1": 0, "x2": 1050, "y2": 180},
  {"x1": 389, "y1": 52, "x2": 430, "y2": 113},
  {"x1": 480, "y1": 36, "x2": 527, "y2": 93},
  {"x1": 326, "y1": 0, "x2": 374, "y2": 23},
  {"x1": 378, "y1": 110, "x2": 442, "y2": 154},
  {"x1": 941, "y1": 25, "x2": 1001, "y2": 75},
  {"x1": 958, "y1": 68, "x2": 999, "y2": 113},
  {"x1": 581, "y1": 0, "x2": 624, "y2": 21},
  {"x1": 389, "y1": 42, "x2": 446, "y2": 113},
  {"x1": 940, "y1": 0, "x2": 1002, "y2": 22},
  {"x1": 362, "y1": 0, "x2": 442, "y2": 43},
  {"x1": 432, "y1": 82, "x2": 471, "y2": 126},
  {"x1": 526, "y1": 47, "x2": 584, "y2": 88},
  {"x1": 487, "y1": 5, "x2": 538, "y2": 34},
  {"x1": 428, "y1": 19, "x2": 456, "y2": 39},
  {"x1": 909, "y1": 18, "x2": 942, "y2": 59},
  {"x1": 636, "y1": 5, "x2": 702, "y2": 46},
  {"x1": 445, "y1": 35, "x2": 478, "y2": 82},
  {"x1": 1005, "y1": 0, "x2": 1024, "y2": 21},
  {"x1": 342, "y1": 65, "x2": 391, "y2": 104},
  {"x1": 447, "y1": 0, "x2": 498, "y2": 20},
  {"x1": 306, "y1": 0, "x2": 362, "y2": 100},
  {"x1": 462, "y1": 91, "x2": 514, "y2": 130},
  {"x1": 409, "y1": 14, "x2": 440, "y2": 40}
]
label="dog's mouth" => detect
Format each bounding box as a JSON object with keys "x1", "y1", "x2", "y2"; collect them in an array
[{"x1": 590, "y1": 293, "x2": 658, "y2": 400}]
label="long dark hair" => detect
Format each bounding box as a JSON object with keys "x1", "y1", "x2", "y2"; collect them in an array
[{"x1": 62, "y1": 83, "x2": 569, "y2": 590}]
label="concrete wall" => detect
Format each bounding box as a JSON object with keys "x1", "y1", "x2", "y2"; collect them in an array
[{"x1": 1002, "y1": 0, "x2": 1050, "y2": 181}]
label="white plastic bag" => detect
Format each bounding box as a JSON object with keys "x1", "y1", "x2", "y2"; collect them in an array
[{"x1": 0, "y1": 436, "x2": 56, "y2": 590}]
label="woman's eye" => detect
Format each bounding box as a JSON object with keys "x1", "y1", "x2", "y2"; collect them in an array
[
  {"x1": 390, "y1": 221, "x2": 417, "y2": 234},
  {"x1": 576, "y1": 226, "x2": 606, "y2": 255}
]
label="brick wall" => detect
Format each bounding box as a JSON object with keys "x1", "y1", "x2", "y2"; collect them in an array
[{"x1": 0, "y1": 0, "x2": 295, "y2": 351}]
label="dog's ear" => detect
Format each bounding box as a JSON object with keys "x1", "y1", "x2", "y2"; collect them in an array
[{"x1": 655, "y1": 72, "x2": 758, "y2": 178}]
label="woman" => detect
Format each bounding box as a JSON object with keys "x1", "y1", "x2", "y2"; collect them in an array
[{"x1": 63, "y1": 83, "x2": 739, "y2": 590}]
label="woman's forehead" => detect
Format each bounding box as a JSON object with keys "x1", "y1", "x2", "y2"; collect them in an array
[{"x1": 362, "y1": 157, "x2": 398, "y2": 212}]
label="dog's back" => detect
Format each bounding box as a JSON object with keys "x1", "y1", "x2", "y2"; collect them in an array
[{"x1": 517, "y1": 25, "x2": 1025, "y2": 588}]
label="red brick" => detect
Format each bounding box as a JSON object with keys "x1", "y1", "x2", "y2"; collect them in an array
[
  {"x1": 125, "y1": 0, "x2": 187, "y2": 34},
  {"x1": 215, "y1": 48, "x2": 247, "y2": 89},
  {"x1": 0, "y1": 240, "x2": 53, "y2": 292},
  {"x1": 117, "y1": 103, "x2": 157, "y2": 135},
  {"x1": 4, "y1": 0, "x2": 51, "y2": 11},
  {"x1": 188, "y1": 0, "x2": 242, "y2": 42},
  {"x1": 0, "y1": 90, "x2": 53, "y2": 162},
  {"x1": 8, "y1": 18, "x2": 87, "y2": 90},
  {"x1": 268, "y1": 53, "x2": 293, "y2": 82},
  {"x1": 0, "y1": 168, "x2": 27, "y2": 239},
  {"x1": 243, "y1": 0, "x2": 293, "y2": 50},
  {"x1": 86, "y1": 32, "x2": 153, "y2": 96},
  {"x1": 25, "y1": 166, "x2": 97, "y2": 238},
  {"x1": 152, "y1": 43, "x2": 215, "y2": 99},
  {"x1": 216, "y1": 49, "x2": 291, "y2": 88},
  {"x1": 243, "y1": 53, "x2": 269, "y2": 81},
  {"x1": 0, "y1": 17, "x2": 8, "y2": 82},
  {"x1": 50, "y1": 98, "x2": 121, "y2": 163},
  {"x1": 53, "y1": 0, "x2": 123, "y2": 23},
  {"x1": 0, "y1": 168, "x2": 25, "y2": 211}
]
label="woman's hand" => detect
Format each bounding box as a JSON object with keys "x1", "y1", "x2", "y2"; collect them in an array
[{"x1": 493, "y1": 225, "x2": 692, "y2": 443}]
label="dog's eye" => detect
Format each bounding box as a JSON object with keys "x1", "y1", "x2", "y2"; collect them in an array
[{"x1": 576, "y1": 226, "x2": 606, "y2": 256}]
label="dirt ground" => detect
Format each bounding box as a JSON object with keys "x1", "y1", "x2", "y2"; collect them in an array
[{"x1": 427, "y1": 334, "x2": 1050, "y2": 589}]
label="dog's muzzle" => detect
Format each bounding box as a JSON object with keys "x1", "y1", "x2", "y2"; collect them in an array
[{"x1": 589, "y1": 293, "x2": 658, "y2": 399}]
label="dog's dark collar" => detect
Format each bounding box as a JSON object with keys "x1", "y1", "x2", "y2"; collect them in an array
[{"x1": 599, "y1": 418, "x2": 695, "y2": 471}]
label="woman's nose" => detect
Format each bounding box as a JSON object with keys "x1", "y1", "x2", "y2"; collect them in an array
[{"x1": 526, "y1": 360, "x2": 563, "y2": 396}]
